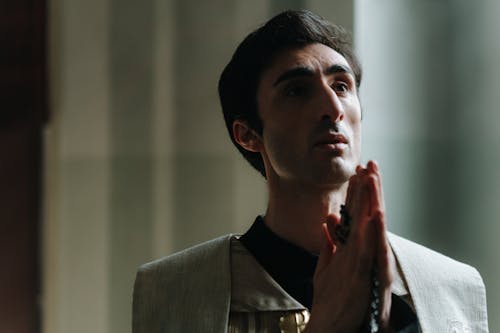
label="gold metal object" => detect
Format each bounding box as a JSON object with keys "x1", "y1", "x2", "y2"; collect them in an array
[{"x1": 279, "y1": 310, "x2": 310, "y2": 333}]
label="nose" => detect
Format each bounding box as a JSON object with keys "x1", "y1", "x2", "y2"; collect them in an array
[{"x1": 317, "y1": 81, "x2": 344, "y2": 123}]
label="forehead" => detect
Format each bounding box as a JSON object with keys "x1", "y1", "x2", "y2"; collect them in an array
[{"x1": 260, "y1": 43, "x2": 352, "y2": 84}]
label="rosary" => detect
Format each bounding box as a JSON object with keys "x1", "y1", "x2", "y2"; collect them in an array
[
  {"x1": 280, "y1": 206, "x2": 382, "y2": 333},
  {"x1": 336, "y1": 205, "x2": 381, "y2": 333}
]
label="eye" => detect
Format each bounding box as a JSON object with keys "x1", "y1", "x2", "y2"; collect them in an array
[
  {"x1": 332, "y1": 81, "x2": 349, "y2": 93},
  {"x1": 284, "y1": 83, "x2": 309, "y2": 97}
]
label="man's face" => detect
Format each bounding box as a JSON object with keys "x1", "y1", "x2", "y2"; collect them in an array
[{"x1": 256, "y1": 43, "x2": 362, "y2": 187}]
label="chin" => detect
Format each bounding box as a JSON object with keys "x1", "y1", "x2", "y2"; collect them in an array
[
  {"x1": 330, "y1": 157, "x2": 356, "y2": 176},
  {"x1": 308, "y1": 162, "x2": 354, "y2": 187}
]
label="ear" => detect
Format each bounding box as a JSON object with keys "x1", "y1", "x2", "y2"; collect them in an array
[{"x1": 232, "y1": 120, "x2": 263, "y2": 153}]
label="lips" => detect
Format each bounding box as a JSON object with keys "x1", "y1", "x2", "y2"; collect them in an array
[{"x1": 314, "y1": 133, "x2": 348, "y2": 147}]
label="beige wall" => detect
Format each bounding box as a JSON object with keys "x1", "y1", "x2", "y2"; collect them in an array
[{"x1": 44, "y1": 0, "x2": 111, "y2": 332}]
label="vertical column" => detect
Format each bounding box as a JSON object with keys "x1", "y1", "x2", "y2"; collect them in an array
[
  {"x1": 355, "y1": 0, "x2": 448, "y2": 238},
  {"x1": 172, "y1": 0, "x2": 239, "y2": 250},
  {"x1": 108, "y1": 0, "x2": 154, "y2": 332},
  {"x1": 151, "y1": 0, "x2": 176, "y2": 258},
  {"x1": 270, "y1": 0, "x2": 305, "y2": 15},
  {"x1": 44, "y1": 0, "x2": 111, "y2": 332},
  {"x1": 453, "y1": 0, "x2": 500, "y2": 329},
  {"x1": 307, "y1": 0, "x2": 353, "y2": 33},
  {"x1": 355, "y1": 0, "x2": 497, "y2": 330}
]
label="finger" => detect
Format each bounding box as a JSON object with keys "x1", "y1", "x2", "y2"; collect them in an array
[
  {"x1": 348, "y1": 166, "x2": 374, "y2": 249},
  {"x1": 347, "y1": 176, "x2": 367, "y2": 237},
  {"x1": 351, "y1": 179, "x2": 371, "y2": 234},
  {"x1": 325, "y1": 214, "x2": 341, "y2": 245},
  {"x1": 316, "y1": 224, "x2": 336, "y2": 275},
  {"x1": 367, "y1": 160, "x2": 377, "y2": 173},
  {"x1": 350, "y1": 172, "x2": 370, "y2": 219},
  {"x1": 326, "y1": 213, "x2": 341, "y2": 227},
  {"x1": 355, "y1": 207, "x2": 377, "y2": 258},
  {"x1": 376, "y1": 170, "x2": 386, "y2": 213},
  {"x1": 375, "y1": 214, "x2": 393, "y2": 331},
  {"x1": 364, "y1": 161, "x2": 384, "y2": 217},
  {"x1": 322, "y1": 222, "x2": 336, "y2": 252},
  {"x1": 374, "y1": 211, "x2": 391, "y2": 287},
  {"x1": 367, "y1": 174, "x2": 380, "y2": 218},
  {"x1": 344, "y1": 174, "x2": 356, "y2": 209},
  {"x1": 356, "y1": 166, "x2": 373, "y2": 216},
  {"x1": 368, "y1": 160, "x2": 385, "y2": 213},
  {"x1": 351, "y1": 187, "x2": 377, "y2": 270},
  {"x1": 356, "y1": 164, "x2": 364, "y2": 174},
  {"x1": 346, "y1": 173, "x2": 360, "y2": 217}
]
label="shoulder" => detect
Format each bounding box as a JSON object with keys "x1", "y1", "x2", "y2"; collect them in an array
[
  {"x1": 388, "y1": 232, "x2": 489, "y2": 333},
  {"x1": 132, "y1": 235, "x2": 234, "y2": 333},
  {"x1": 138, "y1": 234, "x2": 233, "y2": 277},
  {"x1": 388, "y1": 232, "x2": 483, "y2": 286}
]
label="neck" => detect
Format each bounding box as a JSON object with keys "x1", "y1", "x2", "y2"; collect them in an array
[{"x1": 264, "y1": 178, "x2": 348, "y2": 255}]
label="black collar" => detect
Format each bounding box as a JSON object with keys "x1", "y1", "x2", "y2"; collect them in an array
[
  {"x1": 239, "y1": 216, "x2": 317, "y2": 309},
  {"x1": 239, "y1": 216, "x2": 420, "y2": 332}
]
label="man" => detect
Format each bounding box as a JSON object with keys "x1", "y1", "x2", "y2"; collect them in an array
[{"x1": 133, "y1": 10, "x2": 488, "y2": 333}]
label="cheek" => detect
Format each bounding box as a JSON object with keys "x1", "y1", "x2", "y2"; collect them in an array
[
  {"x1": 351, "y1": 114, "x2": 362, "y2": 138},
  {"x1": 347, "y1": 99, "x2": 362, "y2": 138},
  {"x1": 352, "y1": 127, "x2": 362, "y2": 155},
  {"x1": 352, "y1": 121, "x2": 362, "y2": 146},
  {"x1": 262, "y1": 125, "x2": 294, "y2": 157},
  {"x1": 346, "y1": 107, "x2": 362, "y2": 156}
]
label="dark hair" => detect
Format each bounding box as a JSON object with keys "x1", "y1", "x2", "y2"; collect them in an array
[{"x1": 218, "y1": 9, "x2": 362, "y2": 177}]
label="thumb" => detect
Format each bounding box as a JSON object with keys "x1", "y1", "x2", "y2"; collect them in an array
[
  {"x1": 325, "y1": 214, "x2": 341, "y2": 239},
  {"x1": 316, "y1": 223, "x2": 336, "y2": 275}
]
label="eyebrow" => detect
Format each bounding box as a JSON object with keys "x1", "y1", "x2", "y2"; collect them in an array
[{"x1": 273, "y1": 64, "x2": 354, "y2": 87}]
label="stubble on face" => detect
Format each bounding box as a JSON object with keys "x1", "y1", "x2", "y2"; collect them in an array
[{"x1": 255, "y1": 43, "x2": 362, "y2": 189}]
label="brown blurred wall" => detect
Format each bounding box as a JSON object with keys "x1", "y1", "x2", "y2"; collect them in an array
[{"x1": 0, "y1": 1, "x2": 47, "y2": 332}]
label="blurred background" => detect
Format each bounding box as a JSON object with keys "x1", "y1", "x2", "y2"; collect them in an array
[{"x1": 1, "y1": 0, "x2": 498, "y2": 332}]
